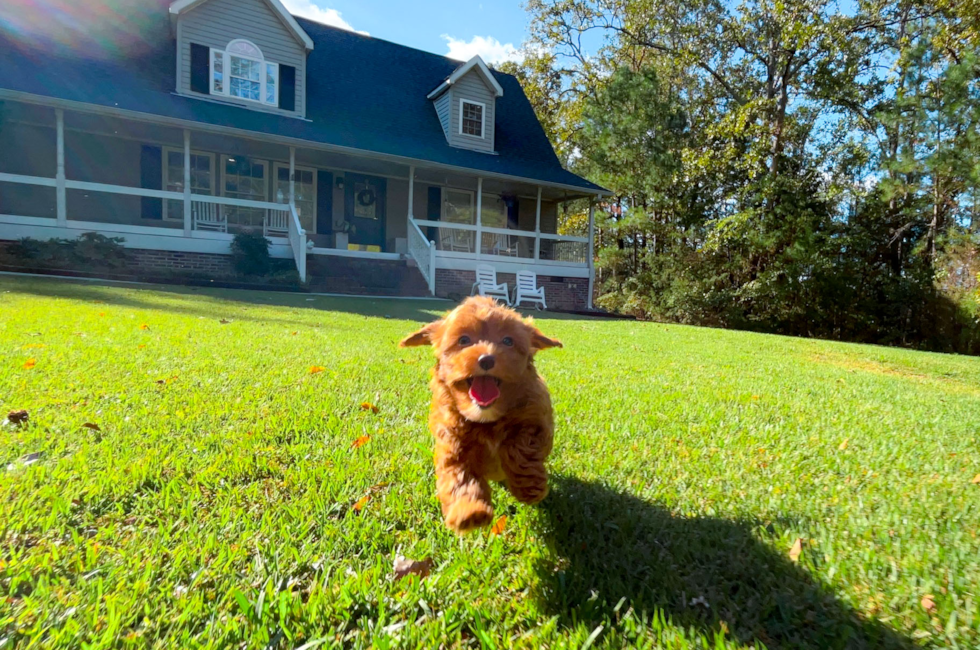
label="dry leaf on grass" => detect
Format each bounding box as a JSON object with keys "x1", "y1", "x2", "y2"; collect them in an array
[
  {"x1": 838, "y1": 439, "x2": 849, "y2": 451},
  {"x1": 789, "y1": 538, "x2": 804, "y2": 563},
  {"x1": 971, "y1": 474, "x2": 980, "y2": 485},
  {"x1": 352, "y1": 435, "x2": 370, "y2": 449},
  {"x1": 23, "y1": 358, "x2": 36, "y2": 369},
  {"x1": 309, "y1": 365, "x2": 326, "y2": 374},
  {"x1": 82, "y1": 423, "x2": 101, "y2": 432},
  {"x1": 22, "y1": 343, "x2": 45, "y2": 350},
  {"x1": 352, "y1": 496, "x2": 369, "y2": 512},
  {"x1": 490, "y1": 516, "x2": 508, "y2": 535},
  {"x1": 360, "y1": 402, "x2": 379, "y2": 414},
  {"x1": 219, "y1": 319, "x2": 231, "y2": 324},
  {"x1": 921, "y1": 594, "x2": 936, "y2": 612},
  {"x1": 6, "y1": 410, "x2": 29, "y2": 426},
  {"x1": 392, "y1": 556, "x2": 433, "y2": 580},
  {"x1": 139, "y1": 323, "x2": 150, "y2": 331}
]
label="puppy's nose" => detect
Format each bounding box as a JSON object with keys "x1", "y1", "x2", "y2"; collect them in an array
[{"x1": 478, "y1": 354, "x2": 495, "y2": 371}]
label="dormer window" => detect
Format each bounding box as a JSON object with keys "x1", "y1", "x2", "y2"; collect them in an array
[
  {"x1": 460, "y1": 100, "x2": 485, "y2": 138},
  {"x1": 210, "y1": 40, "x2": 278, "y2": 106}
]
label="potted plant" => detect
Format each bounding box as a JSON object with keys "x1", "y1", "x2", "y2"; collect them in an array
[{"x1": 335, "y1": 221, "x2": 357, "y2": 249}]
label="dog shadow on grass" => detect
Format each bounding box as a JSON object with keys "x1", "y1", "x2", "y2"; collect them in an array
[{"x1": 535, "y1": 476, "x2": 914, "y2": 649}]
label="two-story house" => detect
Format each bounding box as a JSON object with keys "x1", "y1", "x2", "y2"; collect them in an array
[{"x1": 0, "y1": 0, "x2": 606, "y2": 309}]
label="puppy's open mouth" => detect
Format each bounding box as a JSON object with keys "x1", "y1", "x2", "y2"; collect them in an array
[{"x1": 466, "y1": 375, "x2": 501, "y2": 408}]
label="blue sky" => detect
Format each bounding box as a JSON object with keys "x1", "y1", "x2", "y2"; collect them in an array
[{"x1": 281, "y1": 0, "x2": 532, "y2": 63}]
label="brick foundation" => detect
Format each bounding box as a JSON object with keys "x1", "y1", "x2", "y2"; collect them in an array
[
  {"x1": 126, "y1": 249, "x2": 236, "y2": 275},
  {"x1": 435, "y1": 268, "x2": 589, "y2": 311}
]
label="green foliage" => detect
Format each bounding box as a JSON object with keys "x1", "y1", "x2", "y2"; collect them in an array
[
  {"x1": 517, "y1": 0, "x2": 980, "y2": 354},
  {"x1": 1, "y1": 276, "x2": 979, "y2": 647},
  {"x1": 3, "y1": 233, "x2": 127, "y2": 271},
  {"x1": 230, "y1": 230, "x2": 272, "y2": 276}
]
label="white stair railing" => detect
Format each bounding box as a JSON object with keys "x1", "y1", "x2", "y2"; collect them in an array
[
  {"x1": 286, "y1": 203, "x2": 307, "y2": 283},
  {"x1": 408, "y1": 218, "x2": 436, "y2": 295}
]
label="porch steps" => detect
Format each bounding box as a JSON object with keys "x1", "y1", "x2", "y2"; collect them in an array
[{"x1": 306, "y1": 255, "x2": 431, "y2": 297}]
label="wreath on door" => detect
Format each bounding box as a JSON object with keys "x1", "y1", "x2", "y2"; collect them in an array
[{"x1": 356, "y1": 188, "x2": 377, "y2": 207}]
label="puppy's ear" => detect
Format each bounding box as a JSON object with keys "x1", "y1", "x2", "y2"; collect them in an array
[
  {"x1": 399, "y1": 319, "x2": 444, "y2": 347},
  {"x1": 524, "y1": 318, "x2": 562, "y2": 352}
]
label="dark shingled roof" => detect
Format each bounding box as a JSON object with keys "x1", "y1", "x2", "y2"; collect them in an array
[{"x1": 0, "y1": 0, "x2": 604, "y2": 194}]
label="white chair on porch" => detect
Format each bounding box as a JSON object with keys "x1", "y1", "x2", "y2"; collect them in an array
[
  {"x1": 485, "y1": 232, "x2": 518, "y2": 257},
  {"x1": 192, "y1": 202, "x2": 227, "y2": 233},
  {"x1": 441, "y1": 228, "x2": 474, "y2": 253},
  {"x1": 471, "y1": 264, "x2": 511, "y2": 305},
  {"x1": 264, "y1": 209, "x2": 289, "y2": 238},
  {"x1": 512, "y1": 270, "x2": 547, "y2": 310}
]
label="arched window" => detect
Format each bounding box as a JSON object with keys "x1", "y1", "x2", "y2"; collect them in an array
[{"x1": 210, "y1": 39, "x2": 278, "y2": 106}]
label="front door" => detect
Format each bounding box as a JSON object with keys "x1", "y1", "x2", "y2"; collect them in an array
[{"x1": 344, "y1": 173, "x2": 386, "y2": 250}]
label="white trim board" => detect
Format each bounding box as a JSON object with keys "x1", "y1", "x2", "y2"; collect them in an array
[{"x1": 427, "y1": 55, "x2": 504, "y2": 99}]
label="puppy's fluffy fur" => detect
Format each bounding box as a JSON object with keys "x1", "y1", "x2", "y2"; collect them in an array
[{"x1": 400, "y1": 296, "x2": 562, "y2": 532}]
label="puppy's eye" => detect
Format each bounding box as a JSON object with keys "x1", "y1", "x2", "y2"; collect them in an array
[
  {"x1": 501, "y1": 337, "x2": 514, "y2": 347},
  {"x1": 458, "y1": 335, "x2": 471, "y2": 346}
]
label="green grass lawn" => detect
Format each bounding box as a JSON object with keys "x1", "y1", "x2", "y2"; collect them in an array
[{"x1": 1, "y1": 275, "x2": 979, "y2": 649}]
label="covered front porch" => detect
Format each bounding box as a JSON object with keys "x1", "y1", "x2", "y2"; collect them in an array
[{"x1": 0, "y1": 98, "x2": 596, "y2": 306}]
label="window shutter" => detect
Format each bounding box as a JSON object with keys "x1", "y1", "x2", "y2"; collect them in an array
[
  {"x1": 426, "y1": 186, "x2": 441, "y2": 241},
  {"x1": 316, "y1": 170, "x2": 333, "y2": 234},
  {"x1": 140, "y1": 145, "x2": 162, "y2": 220},
  {"x1": 190, "y1": 43, "x2": 210, "y2": 94},
  {"x1": 279, "y1": 65, "x2": 296, "y2": 111}
]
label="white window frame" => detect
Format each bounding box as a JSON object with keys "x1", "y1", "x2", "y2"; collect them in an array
[
  {"x1": 272, "y1": 162, "x2": 317, "y2": 231},
  {"x1": 458, "y1": 100, "x2": 486, "y2": 139},
  {"x1": 161, "y1": 147, "x2": 215, "y2": 222},
  {"x1": 442, "y1": 187, "x2": 476, "y2": 224},
  {"x1": 210, "y1": 40, "x2": 279, "y2": 107}
]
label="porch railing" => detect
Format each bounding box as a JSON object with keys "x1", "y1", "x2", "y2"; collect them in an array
[
  {"x1": 411, "y1": 219, "x2": 590, "y2": 265},
  {"x1": 286, "y1": 203, "x2": 307, "y2": 283},
  {"x1": 408, "y1": 217, "x2": 436, "y2": 294}
]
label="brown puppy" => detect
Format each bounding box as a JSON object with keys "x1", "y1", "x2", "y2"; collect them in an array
[{"x1": 400, "y1": 296, "x2": 562, "y2": 532}]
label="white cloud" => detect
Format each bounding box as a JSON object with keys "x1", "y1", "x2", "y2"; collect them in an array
[
  {"x1": 281, "y1": 0, "x2": 368, "y2": 35},
  {"x1": 442, "y1": 35, "x2": 522, "y2": 64}
]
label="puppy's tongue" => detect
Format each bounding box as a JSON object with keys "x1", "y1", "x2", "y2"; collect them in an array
[{"x1": 469, "y1": 376, "x2": 500, "y2": 407}]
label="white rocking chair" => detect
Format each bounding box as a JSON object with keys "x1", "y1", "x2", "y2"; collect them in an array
[
  {"x1": 512, "y1": 270, "x2": 547, "y2": 310},
  {"x1": 192, "y1": 202, "x2": 227, "y2": 232},
  {"x1": 471, "y1": 264, "x2": 511, "y2": 305},
  {"x1": 264, "y1": 209, "x2": 289, "y2": 238}
]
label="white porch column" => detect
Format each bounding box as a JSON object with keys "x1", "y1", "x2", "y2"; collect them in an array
[
  {"x1": 55, "y1": 109, "x2": 66, "y2": 226},
  {"x1": 533, "y1": 186, "x2": 542, "y2": 260},
  {"x1": 182, "y1": 129, "x2": 191, "y2": 236},
  {"x1": 288, "y1": 146, "x2": 296, "y2": 207},
  {"x1": 475, "y1": 177, "x2": 483, "y2": 256},
  {"x1": 587, "y1": 201, "x2": 596, "y2": 310},
  {"x1": 407, "y1": 165, "x2": 415, "y2": 220}
]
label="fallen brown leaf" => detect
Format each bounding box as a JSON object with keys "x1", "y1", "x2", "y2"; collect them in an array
[
  {"x1": 219, "y1": 319, "x2": 230, "y2": 324},
  {"x1": 972, "y1": 474, "x2": 980, "y2": 485},
  {"x1": 392, "y1": 556, "x2": 433, "y2": 581},
  {"x1": 491, "y1": 515, "x2": 508, "y2": 535},
  {"x1": 789, "y1": 538, "x2": 804, "y2": 563},
  {"x1": 309, "y1": 365, "x2": 326, "y2": 374},
  {"x1": 352, "y1": 435, "x2": 370, "y2": 449},
  {"x1": 360, "y1": 402, "x2": 379, "y2": 414},
  {"x1": 921, "y1": 594, "x2": 936, "y2": 612},
  {"x1": 22, "y1": 343, "x2": 45, "y2": 350},
  {"x1": 82, "y1": 422, "x2": 101, "y2": 432},
  {"x1": 6, "y1": 410, "x2": 29, "y2": 426},
  {"x1": 138, "y1": 344, "x2": 146, "y2": 349},
  {"x1": 291, "y1": 331, "x2": 298, "y2": 336},
  {"x1": 838, "y1": 439, "x2": 849, "y2": 451},
  {"x1": 352, "y1": 496, "x2": 369, "y2": 512},
  {"x1": 139, "y1": 323, "x2": 150, "y2": 331},
  {"x1": 23, "y1": 358, "x2": 36, "y2": 369}
]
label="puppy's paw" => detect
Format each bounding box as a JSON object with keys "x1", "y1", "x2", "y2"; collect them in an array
[
  {"x1": 508, "y1": 481, "x2": 549, "y2": 505},
  {"x1": 444, "y1": 498, "x2": 494, "y2": 533}
]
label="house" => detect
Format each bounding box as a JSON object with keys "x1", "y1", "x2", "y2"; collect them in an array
[{"x1": 0, "y1": 0, "x2": 607, "y2": 309}]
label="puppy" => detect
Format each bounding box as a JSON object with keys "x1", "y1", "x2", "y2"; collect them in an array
[{"x1": 400, "y1": 296, "x2": 562, "y2": 532}]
